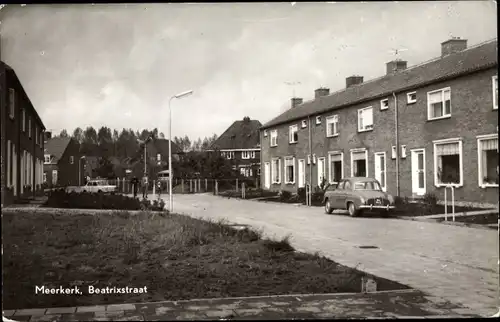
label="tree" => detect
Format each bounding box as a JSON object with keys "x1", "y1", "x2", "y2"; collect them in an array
[
  {"x1": 173, "y1": 135, "x2": 191, "y2": 153},
  {"x1": 95, "y1": 157, "x2": 115, "y2": 179},
  {"x1": 201, "y1": 133, "x2": 218, "y2": 150},
  {"x1": 59, "y1": 129, "x2": 69, "y2": 138},
  {"x1": 72, "y1": 127, "x2": 84, "y2": 143},
  {"x1": 83, "y1": 126, "x2": 98, "y2": 145}
]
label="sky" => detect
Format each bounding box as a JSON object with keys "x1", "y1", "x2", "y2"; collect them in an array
[{"x1": 0, "y1": 2, "x2": 497, "y2": 140}]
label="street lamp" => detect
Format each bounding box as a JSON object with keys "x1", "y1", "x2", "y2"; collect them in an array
[
  {"x1": 78, "y1": 156, "x2": 86, "y2": 186},
  {"x1": 168, "y1": 89, "x2": 194, "y2": 212}
]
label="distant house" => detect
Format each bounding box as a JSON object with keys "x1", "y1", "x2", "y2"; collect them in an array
[
  {"x1": 43, "y1": 134, "x2": 83, "y2": 187},
  {"x1": 209, "y1": 116, "x2": 262, "y2": 177},
  {"x1": 1, "y1": 61, "x2": 46, "y2": 206}
]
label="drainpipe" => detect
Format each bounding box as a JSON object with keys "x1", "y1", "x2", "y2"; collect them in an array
[
  {"x1": 308, "y1": 116, "x2": 313, "y2": 206},
  {"x1": 393, "y1": 92, "x2": 400, "y2": 197}
]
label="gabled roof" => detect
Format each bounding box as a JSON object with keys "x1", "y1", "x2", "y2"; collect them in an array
[
  {"x1": 1, "y1": 60, "x2": 46, "y2": 130},
  {"x1": 44, "y1": 137, "x2": 71, "y2": 163},
  {"x1": 211, "y1": 117, "x2": 262, "y2": 150},
  {"x1": 262, "y1": 39, "x2": 497, "y2": 129}
]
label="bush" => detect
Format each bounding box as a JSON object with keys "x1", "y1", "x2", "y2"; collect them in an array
[
  {"x1": 422, "y1": 192, "x2": 438, "y2": 207},
  {"x1": 43, "y1": 190, "x2": 166, "y2": 211},
  {"x1": 297, "y1": 188, "x2": 306, "y2": 202}
]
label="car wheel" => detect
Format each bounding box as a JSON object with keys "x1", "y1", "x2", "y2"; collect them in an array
[
  {"x1": 83, "y1": 190, "x2": 86, "y2": 193},
  {"x1": 98, "y1": 190, "x2": 102, "y2": 193},
  {"x1": 324, "y1": 199, "x2": 334, "y2": 214},
  {"x1": 347, "y1": 202, "x2": 359, "y2": 217}
]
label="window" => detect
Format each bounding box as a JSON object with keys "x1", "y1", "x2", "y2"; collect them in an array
[
  {"x1": 263, "y1": 130, "x2": 268, "y2": 137},
  {"x1": 301, "y1": 120, "x2": 307, "y2": 128},
  {"x1": 271, "y1": 158, "x2": 281, "y2": 184},
  {"x1": 284, "y1": 157, "x2": 295, "y2": 184},
  {"x1": 35, "y1": 126, "x2": 38, "y2": 145},
  {"x1": 477, "y1": 134, "x2": 498, "y2": 187},
  {"x1": 22, "y1": 109, "x2": 26, "y2": 131},
  {"x1": 289, "y1": 125, "x2": 298, "y2": 143},
  {"x1": 52, "y1": 170, "x2": 58, "y2": 185},
  {"x1": 270, "y1": 130, "x2": 278, "y2": 147},
  {"x1": 401, "y1": 145, "x2": 407, "y2": 158},
  {"x1": 44, "y1": 154, "x2": 51, "y2": 164},
  {"x1": 407, "y1": 91, "x2": 417, "y2": 104},
  {"x1": 157, "y1": 153, "x2": 161, "y2": 161},
  {"x1": 307, "y1": 154, "x2": 311, "y2": 165},
  {"x1": 493, "y1": 76, "x2": 498, "y2": 110},
  {"x1": 433, "y1": 138, "x2": 463, "y2": 187},
  {"x1": 380, "y1": 98, "x2": 389, "y2": 110},
  {"x1": 328, "y1": 152, "x2": 343, "y2": 184},
  {"x1": 43, "y1": 172, "x2": 47, "y2": 183},
  {"x1": 391, "y1": 146, "x2": 397, "y2": 159},
  {"x1": 9, "y1": 88, "x2": 15, "y2": 119},
  {"x1": 358, "y1": 107, "x2": 373, "y2": 132},
  {"x1": 242, "y1": 151, "x2": 256, "y2": 159},
  {"x1": 351, "y1": 149, "x2": 368, "y2": 177},
  {"x1": 427, "y1": 87, "x2": 451, "y2": 120},
  {"x1": 69, "y1": 156, "x2": 74, "y2": 164},
  {"x1": 326, "y1": 115, "x2": 339, "y2": 137},
  {"x1": 240, "y1": 168, "x2": 246, "y2": 176},
  {"x1": 374, "y1": 152, "x2": 387, "y2": 191},
  {"x1": 222, "y1": 151, "x2": 235, "y2": 159},
  {"x1": 312, "y1": 154, "x2": 316, "y2": 164},
  {"x1": 28, "y1": 117, "x2": 32, "y2": 138},
  {"x1": 316, "y1": 116, "x2": 321, "y2": 125},
  {"x1": 7, "y1": 140, "x2": 11, "y2": 187}
]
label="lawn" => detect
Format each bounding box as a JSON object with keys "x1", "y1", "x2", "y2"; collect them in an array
[{"x1": 2, "y1": 211, "x2": 408, "y2": 310}]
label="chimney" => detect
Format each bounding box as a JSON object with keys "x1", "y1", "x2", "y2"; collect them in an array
[
  {"x1": 243, "y1": 116, "x2": 250, "y2": 122},
  {"x1": 386, "y1": 59, "x2": 408, "y2": 75},
  {"x1": 44, "y1": 131, "x2": 52, "y2": 142},
  {"x1": 441, "y1": 37, "x2": 467, "y2": 57},
  {"x1": 314, "y1": 87, "x2": 330, "y2": 99},
  {"x1": 291, "y1": 97, "x2": 303, "y2": 108},
  {"x1": 346, "y1": 75, "x2": 364, "y2": 88}
]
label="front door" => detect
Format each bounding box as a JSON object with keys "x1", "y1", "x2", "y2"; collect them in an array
[
  {"x1": 411, "y1": 149, "x2": 426, "y2": 196},
  {"x1": 264, "y1": 162, "x2": 271, "y2": 189},
  {"x1": 298, "y1": 159, "x2": 305, "y2": 188}
]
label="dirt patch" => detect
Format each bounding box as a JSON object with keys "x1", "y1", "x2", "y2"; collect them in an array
[{"x1": 2, "y1": 211, "x2": 408, "y2": 310}]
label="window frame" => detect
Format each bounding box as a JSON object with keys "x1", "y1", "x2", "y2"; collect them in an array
[
  {"x1": 52, "y1": 169, "x2": 58, "y2": 185},
  {"x1": 493, "y1": 75, "x2": 498, "y2": 110},
  {"x1": 357, "y1": 106, "x2": 374, "y2": 132},
  {"x1": 328, "y1": 151, "x2": 344, "y2": 184},
  {"x1": 301, "y1": 120, "x2": 307, "y2": 128},
  {"x1": 433, "y1": 138, "x2": 463, "y2": 188},
  {"x1": 391, "y1": 146, "x2": 397, "y2": 159},
  {"x1": 477, "y1": 134, "x2": 498, "y2": 188},
  {"x1": 317, "y1": 156, "x2": 326, "y2": 186},
  {"x1": 427, "y1": 87, "x2": 451, "y2": 121},
  {"x1": 407, "y1": 91, "x2": 417, "y2": 104},
  {"x1": 374, "y1": 151, "x2": 387, "y2": 192},
  {"x1": 9, "y1": 88, "x2": 15, "y2": 119},
  {"x1": 44, "y1": 154, "x2": 51, "y2": 164},
  {"x1": 380, "y1": 98, "x2": 389, "y2": 110},
  {"x1": 401, "y1": 145, "x2": 407, "y2": 159},
  {"x1": 350, "y1": 148, "x2": 369, "y2": 178},
  {"x1": 69, "y1": 156, "x2": 74, "y2": 165},
  {"x1": 326, "y1": 115, "x2": 339, "y2": 137},
  {"x1": 263, "y1": 130, "x2": 268, "y2": 137},
  {"x1": 271, "y1": 158, "x2": 281, "y2": 184},
  {"x1": 284, "y1": 156, "x2": 296, "y2": 184},
  {"x1": 289, "y1": 124, "x2": 298, "y2": 144},
  {"x1": 315, "y1": 116, "x2": 321, "y2": 125},
  {"x1": 270, "y1": 129, "x2": 278, "y2": 147}
]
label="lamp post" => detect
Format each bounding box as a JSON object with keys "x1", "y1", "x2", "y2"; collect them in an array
[
  {"x1": 168, "y1": 90, "x2": 194, "y2": 212},
  {"x1": 78, "y1": 156, "x2": 86, "y2": 186}
]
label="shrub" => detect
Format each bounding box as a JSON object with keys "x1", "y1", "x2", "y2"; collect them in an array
[
  {"x1": 422, "y1": 192, "x2": 438, "y2": 207},
  {"x1": 262, "y1": 235, "x2": 294, "y2": 252},
  {"x1": 279, "y1": 190, "x2": 292, "y2": 202},
  {"x1": 297, "y1": 188, "x2": 306, "y2": 202}
]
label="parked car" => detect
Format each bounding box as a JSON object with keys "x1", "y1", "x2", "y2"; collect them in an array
[
  {"x1": 66, "y1": 179, "x2": 117, "y2": 194},
  {"x1": 323, "y1": 177, "x2": 395, "y2": 217}
]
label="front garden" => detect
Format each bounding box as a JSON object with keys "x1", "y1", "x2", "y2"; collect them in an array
[{"x1": 2, "y1": 210, "x2": 409, "y2": 310}]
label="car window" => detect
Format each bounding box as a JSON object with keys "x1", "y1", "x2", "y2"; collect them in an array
[
  {"x1": 344, "y1": 181, "x2": 351, "y2": 190},
  {"x1": 354, "y1": 181, "x2": 382, "y2": 191}
]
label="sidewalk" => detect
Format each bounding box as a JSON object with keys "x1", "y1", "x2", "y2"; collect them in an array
[{"x1": 2, "y1": 290, "x2": 480, "y2": 321}]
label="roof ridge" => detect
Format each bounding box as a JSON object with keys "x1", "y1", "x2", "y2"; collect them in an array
[{"x1": 293, "y1": 38, "x2": 498, "y2": 108}]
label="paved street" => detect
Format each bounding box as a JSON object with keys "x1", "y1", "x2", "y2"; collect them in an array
[{"x1": 166, "y1": 193, "x2": 499, "y2": 317}]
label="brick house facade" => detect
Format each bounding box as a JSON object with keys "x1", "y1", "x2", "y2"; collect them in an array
[
  {"x1": 210, "y1": 117, "x2": 262, "y2": 178},
  {"x1": 260, "y1": 38, "x2": 498, "y2": 206},
  {"x1": 1, "y1": 61, "x2": 46, "y2": 206},
  {"x1": 43, "y1": 135, "x2": 83, "y2": 187}
]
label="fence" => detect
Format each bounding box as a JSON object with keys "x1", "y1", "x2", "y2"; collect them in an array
[{"x1": 106, "y1": 177, "x2": 260, "y2": 195}]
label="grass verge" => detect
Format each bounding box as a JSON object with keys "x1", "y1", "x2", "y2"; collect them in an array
[{"x1": 2, "y1": 210, "x2": 408, "y2": 310}]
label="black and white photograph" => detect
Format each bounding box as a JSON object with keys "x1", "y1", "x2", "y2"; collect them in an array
[{"x1": 0, "y1": 1, "x2": 498, "y2": 320}]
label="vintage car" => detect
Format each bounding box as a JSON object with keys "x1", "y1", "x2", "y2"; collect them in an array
[
  {"x1": 66, "y1": 179, "x2": 117, "y2": 194},
  {"x1": 323, "y1": 177, "x2": 395, "y2": 217}
]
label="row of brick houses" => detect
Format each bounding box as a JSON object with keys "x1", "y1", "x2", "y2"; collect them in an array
[
  {"x1": 1, "y1": 61, "x2": 46, "y2": 206},
  {"x1": 260, "y1": 37, "x2": 498, "y2": 205}
]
